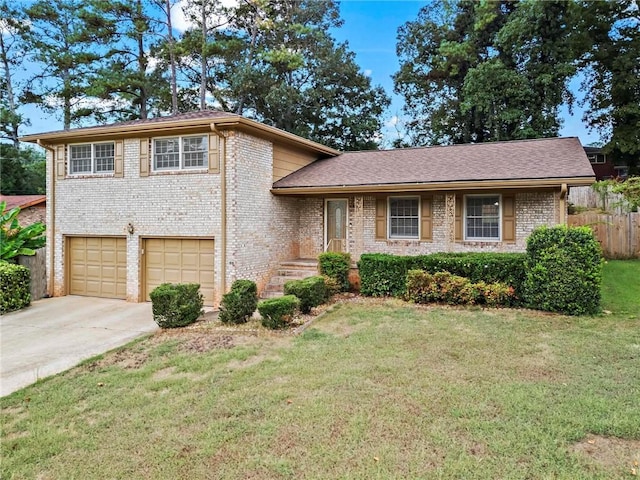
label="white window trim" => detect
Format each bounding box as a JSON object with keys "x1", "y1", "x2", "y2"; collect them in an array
[
  {"x1": 587, "y1": 153, "x2": 606, "y2": 164},
  {"x1": 68, "y1": 141, "x2": 115, "y2": 176},
  {"x1": 464, "y1": 194, "x2": 502, "y2": 242},
  {"x1": 152, "y1": 134, "x2": 208, "y2": 172},
  {"x1": 388, "y1": 196, "x2": 420, "y2": 240}
]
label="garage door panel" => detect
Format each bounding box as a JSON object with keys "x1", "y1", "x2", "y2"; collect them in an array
[
  {"x1": 144, "y1": 238, "x2": 214, "y2": 306},
  {"x1": 68, "y1": 237, "x2": 126, "y2": 299}
]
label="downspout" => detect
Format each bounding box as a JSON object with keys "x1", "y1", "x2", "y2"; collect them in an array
[
  {"x1": 37, "y1": 139, "x2": 56, "y2": 297},
  {"x1": 210, "y1": 124, "x2": 227, "y2": 299},
  {"x1": 560, "y1": 183, "x2": 568, "y2": 224}
]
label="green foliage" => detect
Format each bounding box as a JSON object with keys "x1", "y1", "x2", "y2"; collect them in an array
[
  {"x1": 0, "y1": 260, "x2": 31, "y2": 313},
  {"x1": 406, "y1": 270, "x2": 515, "y2": 307},
  {"x1": 284, "y1": 276, "x2": 326, "y2": 314},
  {"x1": 318, "y1": 252, "x2": 350, "y2": 291},
  {"x1": 0, "y1": 145, "x2": 46, "y2": 195},
  {"x1": 258, "y1": 295, "x2": 299, "y2": 330},
  {"x1": 358, "y1": 252, "x2": 526, "y2": 301},
  {"x1": 149, "y1": 283, "x2": 203, "y2": 328},
  {"x1": 578, "y1": 1, "x2": 640, "y2": 173},
  {"x1": 0, "y1": 201, "x2": 46, "y2": 262},
  {"x1": 610, "y1": 177, "x2": 640, "y2": 212},
  {"x1": 394, "y1": 0, "x2": 578, "y2": 145},
  {"x1": 321, "y1": 275, "x2": 341, "y2": 299},
  {"x1": 219, "y1": 279, "x2": 258, "y2": 324},
  {"x1": 524, "y1": 226, "x2": 603, "y2": 315}
]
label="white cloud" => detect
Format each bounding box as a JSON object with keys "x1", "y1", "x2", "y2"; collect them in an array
[
  {"x1": 363, "y1": 69, "x2": 373, "y2": 77},
  {"x1": 171, "y1": 0, "x2": 239, "y2": 33}
]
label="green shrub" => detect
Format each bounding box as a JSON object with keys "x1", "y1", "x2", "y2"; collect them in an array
[
  {"x1": 318, "y1": 252, "x2": 351, "y2": 291},
  {"x1": 219, "y1": 279, "x2": 258, "y2": 324},
  {"x1": 524, "y1": 225, "x2": 603, "y2": 315},
  {"x1": 0, "y1": 260, "x2": 31, "y2": 313},
  {"x1": 406, "y1": 270, "x2": 515, "y2": 307},
  {"x1": 150, "y1": 283, "x2": 204, "y2": 328},
  {"x1": 359, "y1": 252, "x2": 526, "y2": 300},
  {"x1": 321, "y1": 275, "x2": 341, "y2": 299},
  {"x1": 358, "y1": 253, "x2": 412, "y2": 297},
  {"x1": 258, "y1": 295, "x2": 300, "y2": 329},
  {"x1": 284, "y1": 276, "x2": 326, "y2": 314}
]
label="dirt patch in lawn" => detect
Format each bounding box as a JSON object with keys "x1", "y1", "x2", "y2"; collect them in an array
[{"x1": 571, "y1": 435, "x2": 640, "y2": 475}]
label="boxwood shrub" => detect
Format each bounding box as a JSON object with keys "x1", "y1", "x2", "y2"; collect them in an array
[
  {"x1": 284, "y1": 276, "x2": 326, "y2": 314},
  {"x1": 318, "y1": 252, "x2": 351, "y2": 291},
  {"x1": 258, "y1": 295, "x2": 300, "y2": 329},
  {"x1": 358, "y1": 252, "x2": 526, "y2": 300},
  {"x1": 219, "y1": 279, "x2": 258, "y2": 324},
  {"x1": 0, "y1": 260, "x2": 31, "y2": 314},
  {"x1": 150, "y1": 283, "x2": 203, "y2": 328},
  {"x1": 524, "y1": 225, "x2": 603, "y2": 315}
]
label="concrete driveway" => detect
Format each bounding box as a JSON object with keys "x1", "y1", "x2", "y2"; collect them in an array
[{"x1": 1, "y1": 296, "x2": 158, "y2": 397}]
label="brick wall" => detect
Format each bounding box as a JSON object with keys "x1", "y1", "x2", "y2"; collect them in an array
[
  {"x1": 226, "y1": 132, "x2": 301, "y2": 292},
  {"x1": 296, "y1": 191, "x2": 559, "y2": 261},
  {"x1": 47, "y1": 139, "x2": 222, "y2": 302}
]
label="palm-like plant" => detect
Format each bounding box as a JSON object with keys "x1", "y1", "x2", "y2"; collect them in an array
[{"x1": 0, "y1": 201, "x2": 46, "y2": 262}]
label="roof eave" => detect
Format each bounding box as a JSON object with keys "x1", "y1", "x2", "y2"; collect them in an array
[
  {"x1": 20, "y1": 116, "x2": 339, "y2": 157},
  {"x1": 271, "y1": 176, "x2": 596, "y2": 195}
]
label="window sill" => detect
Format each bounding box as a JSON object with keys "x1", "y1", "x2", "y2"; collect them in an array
[
  {"x1": 150, "y1": 169, "x2": 210, "y2": 176},
  {"x1": 65, "y1": 173, "x2": 115, "y2": 179}
]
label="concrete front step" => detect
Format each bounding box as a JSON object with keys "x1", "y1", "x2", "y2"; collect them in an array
[{"x1": 260, "y1": 259, "x2": 319, "y2": 299}]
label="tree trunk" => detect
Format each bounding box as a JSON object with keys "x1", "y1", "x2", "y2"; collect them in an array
[{"x1": 165, "y1": 0, "x2": 178, "y2": 114}]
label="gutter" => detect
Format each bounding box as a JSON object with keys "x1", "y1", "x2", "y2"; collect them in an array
[
  {"x1": 270, "y1": 177, "x2": 596, "y2": 196},
  {"x1": 36, "y1": 139, "x2": 56, "y2": 298}
]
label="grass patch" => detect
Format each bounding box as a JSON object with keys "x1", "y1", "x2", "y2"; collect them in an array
[
  {"x1": 2, "y1": 262, "x2": 639, "y2": 479},
  {"x1": 602, "y1": 259, "x2": 640, "y2": 316}
]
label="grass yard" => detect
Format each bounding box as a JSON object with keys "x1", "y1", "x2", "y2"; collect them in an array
[{"x1": 2, "y1": 262, "x2": 639, "y2": 479}]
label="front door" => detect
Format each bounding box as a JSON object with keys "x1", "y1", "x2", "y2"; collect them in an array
[{"x1": 325, "y1": 199, "x2": 347, "y2": 252}]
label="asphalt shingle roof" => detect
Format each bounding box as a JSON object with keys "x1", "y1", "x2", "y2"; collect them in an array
[{"x1": 273, "y1": 137, "x2": 594, "y2": 189}]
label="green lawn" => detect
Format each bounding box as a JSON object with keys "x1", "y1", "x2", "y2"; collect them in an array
[{"x1": 2, "y1": 262, "x2": 639, "y2": 479}]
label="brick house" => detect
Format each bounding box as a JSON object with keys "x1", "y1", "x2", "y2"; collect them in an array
[{"x1": 21, "y1": 111, "x2": 595, "y2": 306}]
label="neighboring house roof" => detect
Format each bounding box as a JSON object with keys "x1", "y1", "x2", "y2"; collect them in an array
[
  {"x1": 0, "y1": 194, "x2": 46, "y2": 210},
  {"x1": 20, "y1": 110, "x2": 339, "y2": 157},
  {"x1": 272, "y1": 137, "x2": 595, "y2": 194}
]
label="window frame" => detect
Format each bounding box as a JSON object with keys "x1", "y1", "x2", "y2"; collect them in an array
[
  {"x1": 464, "y1": 194, "x2": 502, "y2": 242},
  {"x1": 587, "y1": 153, "x2": 606, "y2": 164},
  {"x1": 152, "y1": 134, "x2": 208, "y2": 172},
  {"x1": 388, "y1": 196, "x2": 420, "y2": 239},
  {"x1": 68, "y1": 141, "x2": 116, "y2": 176}
]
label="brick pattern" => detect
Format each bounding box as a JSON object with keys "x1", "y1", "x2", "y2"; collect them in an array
[
  {"x1": 296, "y1": 191, "x2": 559, "y2": 261},
  {"x1": 226, "y1": 132, "x2": 301, "y2": 292},
  {"x1": 48, "y1": 139, "x2": 222, "y2": 302}
]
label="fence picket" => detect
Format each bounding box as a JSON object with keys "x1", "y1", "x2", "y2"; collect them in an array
[{"x1": 568, "y1": 213, "x2": 640, "y2": 259}]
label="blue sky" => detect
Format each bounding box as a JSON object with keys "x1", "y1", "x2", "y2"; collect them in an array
[{"x1": 20, "y1": 0, "x2": 599, "y2": 146}]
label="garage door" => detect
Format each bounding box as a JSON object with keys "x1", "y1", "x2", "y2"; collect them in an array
[
  {"x1": 144, "y1": 238, "x2": 214, "y2": 306},
  {"x1": 68, "y1": 237, "x2": 127, "y2": 299}
]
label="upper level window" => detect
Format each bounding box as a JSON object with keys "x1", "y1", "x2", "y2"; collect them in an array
[
  {"x1": 153, "y1": 135, "x2": 208, "y2": 171},
  {"x1": 389, "y1": 197, "x2": 419, "y2": 239},
  {"x1": 465, "y1": 195, "x2": 500, "y2": 241},
  {"x1": 69, "y1": 143, "x2": 115, "y2": 175},
  {"x1": 587, "y1": 153, "x2": 606, "y2": 164}
]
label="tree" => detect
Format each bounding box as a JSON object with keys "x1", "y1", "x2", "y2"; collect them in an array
[
  {"x1": 22, "y1": 0, "x2": 113, "y2": 129},
  {"x1": 189, "y1": 0, "x2": 389, "y2": 150},
  {"x1": 394, "y1": 0, "x2": 578, "y2": 146},
  {"x1": 578, "y1": 0, "x2": 640, "y2": 173},
  {"x1": 0, "y1": 144, "x2": 46, "y2": 195},
  {"x1": 0, "y1": 1, "x2": 30, "y2": 147},
  {"x1": 87, "y1": 0, "x2": 169, "y2": 120}
]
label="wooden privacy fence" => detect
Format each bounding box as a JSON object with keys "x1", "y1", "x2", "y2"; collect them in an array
[
  {"x1": 17, "y1": 248, "x2": 47, "y2": 300},
  {"x1": 569, "y1": 213, "x2": 640, "y2": 259}
]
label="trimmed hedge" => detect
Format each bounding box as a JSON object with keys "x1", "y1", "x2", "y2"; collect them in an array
[
  {"x1": 258, "y1": 295, "x2": 300, "y2": 329},
  {"x1": 150, "y1": 283, "x2": 203, "y2": 328},
  {"x1": 284, "y1": 276, "x2": 326, "y2": 314},
  {"x1": 0, "y1": 260, "x2": 31, "y2": 314},
  {"x1": 358, "y1": 252, "x2": 527, "y2": 300},
  {"x1": 318, "y1": 252, "x2": 351, "y2": 291},
  {"x1": 219, "y1": 279, "x2": 258, "y2": 324},
  {"x1": 524, "y1": 225, "x2": 603, "y2": 315}
]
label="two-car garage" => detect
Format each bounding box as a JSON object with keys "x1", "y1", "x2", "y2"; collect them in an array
[{"x1": 67, "y1": 237, "x2": 215, "y2": 305}]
